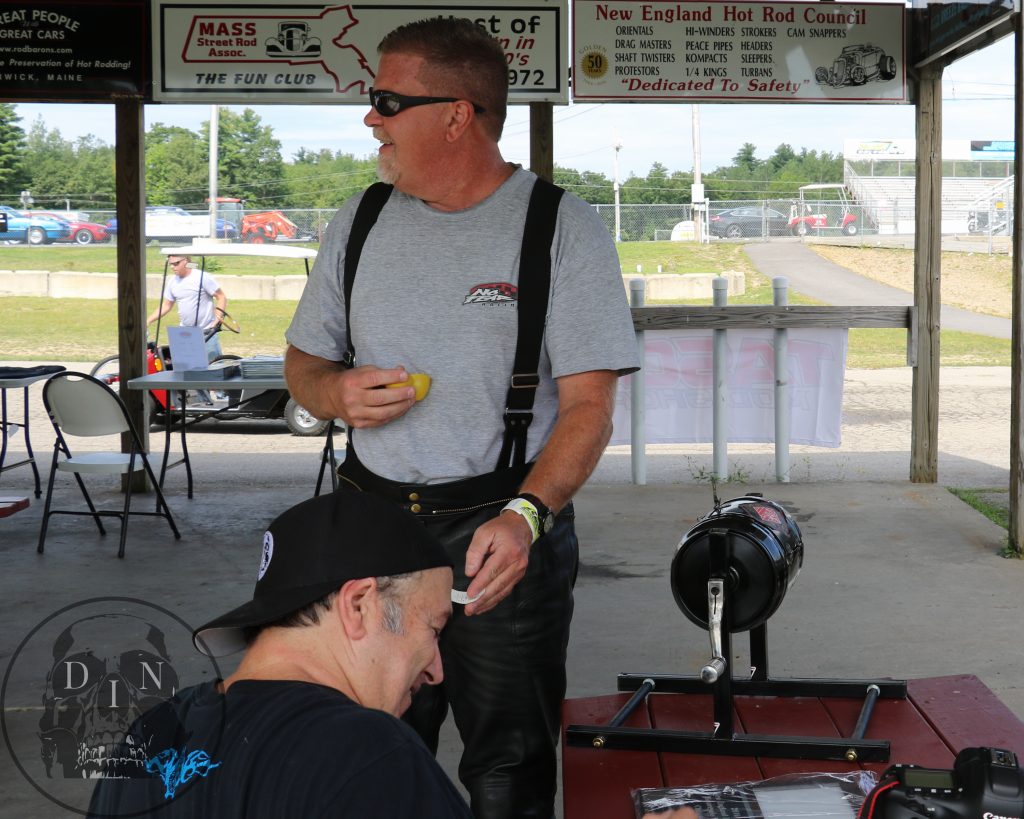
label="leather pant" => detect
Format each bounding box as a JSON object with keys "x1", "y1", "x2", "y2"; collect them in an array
[{"x1": 336, "y1": 448, "x2": 579, "y2": 819}]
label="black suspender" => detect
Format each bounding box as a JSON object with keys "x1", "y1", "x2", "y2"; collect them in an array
[
  {"x1": 342, "y1": 182, "x2": 394, "y2": 368},
  {"x1": 496, "y1": 178, "x2": 564, "y2": 469},
  {"x1": 341, "y1": 177, "x2": 565, "y2": 469}
]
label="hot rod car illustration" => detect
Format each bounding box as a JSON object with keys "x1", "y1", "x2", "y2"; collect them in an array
[{"x1": 814, "y1": 44, "x2": 898, "y2": 87}]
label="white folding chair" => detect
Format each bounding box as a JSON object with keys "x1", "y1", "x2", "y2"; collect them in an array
[{"x1": 38, "y1": 371, "x2": 181, "y2": 558}]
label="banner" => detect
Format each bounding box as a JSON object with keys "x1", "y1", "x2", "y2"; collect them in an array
[
  {"x1": 611, "y1": 328, "x2": 847, "y2": 447},
  {"x1": 0, "y1": 0, "x2": 148, "y2": 101},
  {"x1": 573, "y1": 0, "x2": 906, "y2": 103},
  {"x1": 152, "y1": 0, "x2": 567, "y2": 103}
]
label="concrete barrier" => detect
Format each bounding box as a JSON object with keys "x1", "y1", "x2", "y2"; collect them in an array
[
  {"x1": 623, "y1": 271, "x2": 745, "y2": 300},
  {"x1": 1, "y1": 269, "x2": 745, "y2": 302}
]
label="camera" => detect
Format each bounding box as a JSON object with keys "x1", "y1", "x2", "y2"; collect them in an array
[{"x1": 864, "y1": 747, "x2": 1024, "y2": 819}]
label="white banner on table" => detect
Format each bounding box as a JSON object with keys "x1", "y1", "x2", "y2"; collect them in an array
[
  {"x1": 153, "y1": 0, "x2": 567, "y2": 103},
  {"x1": 573, "y1": 0, "x2": 906, "y2": 103},
  {"x1": 611, "y1": 328, "x2": 847, "y2": 446}
]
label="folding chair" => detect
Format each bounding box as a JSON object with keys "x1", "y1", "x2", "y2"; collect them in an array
[
  {"x1": 314, "y1": 419, "x2": 346, "y2": 497},
  {"x1": 38, "y1": 371, "x2": 181, "y2": 558}
]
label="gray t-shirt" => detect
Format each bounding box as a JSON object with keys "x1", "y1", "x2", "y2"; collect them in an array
[{"x1": 286, "y1": 167, "x2": 639, "y2": 484}]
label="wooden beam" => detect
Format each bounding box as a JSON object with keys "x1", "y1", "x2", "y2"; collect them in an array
[
  {"x1": 631, "y1": 305, "x2": 914, "y2": 331},
  {"x1": 529, "y1": 101, "x2": 554, "y2": 182},
  {"x1": 114, "y1": 99, "x2": 147, "y2": 490},
  {"x1": 1010, "y1": 10, "x2": 1024, "y2": 553},
  {"x1": 911, "y1": 66, "x2": 943, "y2": 483}
]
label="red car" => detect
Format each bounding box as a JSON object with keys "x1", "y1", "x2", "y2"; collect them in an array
[{"x1": 23, "y1": 211, "x2": 110, "y2": 245}]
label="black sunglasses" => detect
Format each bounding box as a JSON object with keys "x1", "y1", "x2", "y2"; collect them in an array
[{"x1": 369, "y1": 87, "x2": 485, "y2": 117}]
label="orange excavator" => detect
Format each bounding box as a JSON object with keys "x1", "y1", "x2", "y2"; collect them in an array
[{"x1": 211, "y1": 197, "x2": 310, "y2": 243}]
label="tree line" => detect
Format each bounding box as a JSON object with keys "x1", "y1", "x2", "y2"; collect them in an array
[{"x1": 0, "y1": 103, "x2": 844, "y2": 212}]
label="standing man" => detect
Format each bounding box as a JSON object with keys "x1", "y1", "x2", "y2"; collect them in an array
[
  {"x1": 284, "y1": 16, "x2": 640, "y2": 818},
  {"x1": 148, "y1": 254, "x2": 229, "y2": 360},
  {"x1": 87, "y1": 491, "x2": 473, "y2": 817}
]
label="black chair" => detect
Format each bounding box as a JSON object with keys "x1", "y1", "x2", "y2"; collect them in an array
[
  {"x1": 314, "y1": 419, "x2": 345, "y2": 497},
  {"x1": 38, "y1": 371, "x2": 181, "y2": 558}
]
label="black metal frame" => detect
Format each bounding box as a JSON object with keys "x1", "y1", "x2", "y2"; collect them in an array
[{"x1": 566, "y1": 528, "x2": 907, "y2": 761}]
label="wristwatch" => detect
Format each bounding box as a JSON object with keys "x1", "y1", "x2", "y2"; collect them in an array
[{"x1": 515, "y1": 493, "x2": 555, "y2": 537}]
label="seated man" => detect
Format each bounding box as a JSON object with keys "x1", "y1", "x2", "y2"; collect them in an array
[{"x1": 87, "y1": 491, "x2": 473, "y2": 818}]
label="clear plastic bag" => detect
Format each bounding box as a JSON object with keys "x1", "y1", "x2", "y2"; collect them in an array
[{"x1": 634, "y1": 770, "x2": 878, "y2": 819}]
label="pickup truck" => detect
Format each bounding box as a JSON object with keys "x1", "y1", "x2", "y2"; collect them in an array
[{"x1": 106, "y1": 206, "x2": 238, "y2": 241}]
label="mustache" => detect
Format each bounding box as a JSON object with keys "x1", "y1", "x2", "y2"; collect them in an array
[{"x1": 372, "y1": 127, "x2": 391, "y2": 143}]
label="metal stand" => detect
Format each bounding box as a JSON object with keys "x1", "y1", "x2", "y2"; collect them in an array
[{"x1": 566, "y1": 528, "x2": 907, "y2": 762}]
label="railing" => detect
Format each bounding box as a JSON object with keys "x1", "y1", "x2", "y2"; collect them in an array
[{"x1": 626, "y1": 294, "x2": 917, "y2": 484}]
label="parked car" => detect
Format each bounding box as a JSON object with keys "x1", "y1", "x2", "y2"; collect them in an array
[
  {"x1": 708, "y1": 206, "x2": 791, "y2": 239},
  {"x1": 23, "y1": 210, "x2": 110, "y2": 245},
  {"x1": 0, "y1": 205, "x2": 71, "y2": 245},
  {"x1": 106, "y1": 206, "x2": 239, "y2": 241}
]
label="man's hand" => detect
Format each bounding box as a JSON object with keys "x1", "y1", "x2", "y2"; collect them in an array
[
  {"x1": 324, "y1": 364, "x2": 419, "y2": 429},
  {"x1": 463, "y1": 511, "x2": 533, "y2": 616},
  {"x1": 285, "y1": 346, "x2": 421, "y2": 428}
]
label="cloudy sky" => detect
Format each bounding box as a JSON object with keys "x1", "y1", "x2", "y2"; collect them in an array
[{"x1": 12, "y1": 36, "x2": 1014, "y2": 180}]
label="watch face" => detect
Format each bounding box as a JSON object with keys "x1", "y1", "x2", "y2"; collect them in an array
[{"x1": 542, "y1": 513, "x2": 554, "y2": 533}]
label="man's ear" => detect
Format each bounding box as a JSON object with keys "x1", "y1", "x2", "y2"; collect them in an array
[
  {"x1": 444, "y1": 100, "x2": 475, "y2": 143},
  {"x1": 336, "y1": 577, "x2": 377, "y2": 639}
]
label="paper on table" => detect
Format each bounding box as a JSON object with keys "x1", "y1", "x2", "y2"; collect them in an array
[{"x1": 167, "y1": 326, "x2": 209, "y2": 372}]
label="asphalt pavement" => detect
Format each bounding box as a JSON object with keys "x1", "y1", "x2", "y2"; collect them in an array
[{"x1": 745, "y1": 241, "x2": 1013, "y2": 339}]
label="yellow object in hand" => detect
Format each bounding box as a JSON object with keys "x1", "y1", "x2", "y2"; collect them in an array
[{"x1": 386, "y1": 373, "x2": 431, "y2": 401}]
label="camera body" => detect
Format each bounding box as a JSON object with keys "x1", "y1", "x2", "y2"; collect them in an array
[{"x1": 874, "y1": 748, "x2": 1024, "y2": 819}]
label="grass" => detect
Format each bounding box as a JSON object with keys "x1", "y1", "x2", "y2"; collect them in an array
[
  {"x1": 0, "y1": 241, "x2": 1012, "y2": 368},
  {"x1": 948, "y1": 487, "x2": 1010, "y2": 531},
  {"x1": 0, "y1": 244, "x2": 317, "y2": 276}
]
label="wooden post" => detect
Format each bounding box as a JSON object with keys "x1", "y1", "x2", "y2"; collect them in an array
[
  {"x1": 1009, "y1": 11, "x2": 1024, "y2": 554},
  {"x1": 910, "y1": 66, "x2": 942, "y2": 483},
  {"x1": 114, "y1": 99, "x2": 148, "y2": 491},
  {"x1": 529, "y1": 101, "x2": 554, "y2": 183}
]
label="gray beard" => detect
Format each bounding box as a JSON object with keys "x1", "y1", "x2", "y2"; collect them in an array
[{"x1": 376, "y1": 157, "x2": 398, "y2": 185}]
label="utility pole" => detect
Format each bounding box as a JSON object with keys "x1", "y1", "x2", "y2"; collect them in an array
[
  {"x1": 613, "y1": 137, "x2": 623, "y2": 242},
  {"x1": 692, "y1": 105, "x2": 705, "y2": 243},
  {"x1": 208, "y1": 104, "x2": 219, "y2": 240}
]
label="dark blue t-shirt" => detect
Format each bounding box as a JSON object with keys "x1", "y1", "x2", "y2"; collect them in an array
[{"x1": 86, "y1": 679, "x2": 472, "y2": 818}]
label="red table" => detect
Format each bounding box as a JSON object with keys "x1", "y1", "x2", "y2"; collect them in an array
[{"x1": 562, "y1": 675, "x2": 1024, "y2": 819}]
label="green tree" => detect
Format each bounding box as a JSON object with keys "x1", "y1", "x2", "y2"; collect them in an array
[
  {"x1": 0, "y1": 103, "x2": 28, "y2": 199},
  {"x1": 145, "y1": 124, "x2": 206, "y2": 206},
  {"x1": 282, "y1": 149, "x2": 377, "y2": 208},
  {"x1": 22, "y1": 119, "x2": 114, "y2": 209},
  {"x1": 554, "y1": 165, "x2": 613, "y2": 204},
  {"x1": 207, "y1": 108, "x2": 285, "y2": 208}
]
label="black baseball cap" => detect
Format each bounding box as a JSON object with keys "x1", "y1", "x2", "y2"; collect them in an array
[{"x1": 193, "y1": 491, "x2": 454, "y2": 657}]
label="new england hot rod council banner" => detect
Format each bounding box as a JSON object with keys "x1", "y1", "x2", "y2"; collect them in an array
[{"x1": 573, "y1": 0, "x2": 906, "y2": 102}]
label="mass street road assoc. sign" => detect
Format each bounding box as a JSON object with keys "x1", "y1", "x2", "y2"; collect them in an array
[
  {"x1": 153, "y1": 0, "x2": 567, "y2": 104},
  {"x1": 0, "y1": 0, "x2": 148, "y2": 101},
  {"x1": 573, "y1": 0, "x2": 906, "y2": 103}
]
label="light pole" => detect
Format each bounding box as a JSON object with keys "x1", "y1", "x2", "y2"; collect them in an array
[
  {"x1": 613, "y1": 137, "x2": 623, "y2": 242},
  {"x1": 208, "y1": 104, "x2": 220, "y2": 240},
  {"x1": 691, "y1": 105, "x2": 705, "y2": 243}
]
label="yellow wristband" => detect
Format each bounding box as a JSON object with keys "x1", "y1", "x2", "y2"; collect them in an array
[{"x1": 502, "y1": 498, "x2": 540, "y2": 543}]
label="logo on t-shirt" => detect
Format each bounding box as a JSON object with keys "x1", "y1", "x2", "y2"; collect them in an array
[{"x1": 463, "y1": 282, "x2": 517, "y2": 305}]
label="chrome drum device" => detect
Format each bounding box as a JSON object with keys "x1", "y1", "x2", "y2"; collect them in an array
[{"x1": 566, "y1": 495, "x2": 907, "y2": 761}]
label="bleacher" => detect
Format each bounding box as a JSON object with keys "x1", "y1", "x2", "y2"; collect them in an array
[{"x1": 845, "y1": 164, "x2": 1013, "y2": 235}]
